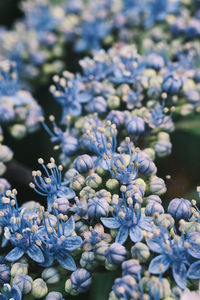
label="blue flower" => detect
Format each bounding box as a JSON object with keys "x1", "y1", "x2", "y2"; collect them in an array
[
  {"x1": 79, "y1": 51, "x2": 112, "y2": 81},
  {"x1": 109, "y1": 46, "x2": 144, "y2": 84},
  {"x1": 144, "y1": 101, "x2": 173, "y2": 130},
  {"x1": 38, "y1": 215, "x2": 82, "y2": 271},
  {"x1": 84, "y1": 119, "x2": 117, "y2": 170},
  {"x1": 30, "y1": 158, "x2": 75, "y2": 212},
  {"x1": 0, "y1": 284, "x2": 21, "y2": 300},
  {"x1": 50, "y1": 73, "x2": 91, "y2": 123},
  {"x1": 5, "y1": 216, "x2": 44, "y2": 264},
  {"x1": 75, "y1": 17, "x2": 111, "y2": 52},
  {"x1": 101, "y1": 192, "x2": 153, "y2": 244},
  {"x1": 41, "y1": 117, "x2": 79, "y2": 157},
  {"x1": 108, "y1": 143, "x2": 139, "y2": 184},
  {"x1": 22, "y1": 0, "x2": 60, "y2": 41},
  {"x1": 147, "y1": 229, "x2": 200, "y2": 289}
]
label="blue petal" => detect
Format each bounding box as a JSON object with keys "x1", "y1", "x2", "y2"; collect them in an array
[
  {"x1": 40, "y1": 253, "x2": 54, "y2": 267},
  {"x1": 101, "y1": 217, "x2": 121, "y2": 229},
  {"x1": 172, "y1": 262, "x2": 187, "y2": 289},
  {"x1": 148, "y1": 255, "x2": 170, "y2": 274},
  {"x1": 5, "y1": 247, "x2": 24, "y2": 262},
  {"x1": 139, "y1": 218, "x2": 153, "y2": 231},
  {"x1": 115, "y1": 226, "x2": 129, "y2": 244},
  {"x1": 146, "y1": 238, "x2": 163, "y2": 253},
  {"x1": 64, "y1": 216, "x2": 75, "y2": 236},
  {"x1": 78, "y1": 93, "x2": 91, "y2": 103},
  {"x1": 64, "y1": 236, "x2": 83, "y2": 252},
  {"x1": 130, "y1": 226, "x2": 143, "y2": 243},
  {"x1": 56, "y1": 252, "x2": 77, "y2": 271},
  {"x1": 187, "y1": 261, "x2": 200, "y2": 279},
  {"x1": 27, "y1": 244, "x2": 44, "y2": 263},
  {"x1": 11, "y1": 285, "x2": 22, "y2": 300}
]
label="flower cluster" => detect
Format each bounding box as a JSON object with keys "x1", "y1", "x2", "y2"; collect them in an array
[{"x1": 0, "y1": 0, "x2": 200, "y2": 299}]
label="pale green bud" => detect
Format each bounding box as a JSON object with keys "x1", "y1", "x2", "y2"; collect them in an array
[
  {"x1": 41, "y1": 268, "x2": 60, "y2": 284},
  {"x1": 32, "y1": 278, "x2": 48, "y2": 299},
  {"x1": 131, "y1": 242, "x2": 150, "y2": 263},
  {"x1": 11, "y1": 262, "x2": 28, "y2": 277},
  {"x1": 86, "y1": 173, "x2": 102, "y2": 189},
  {"x1": 106, "y1": 179, "x2": 119, "y2": 191}
]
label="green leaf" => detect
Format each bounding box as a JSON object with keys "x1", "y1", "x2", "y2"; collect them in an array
[
  {"x1": 176, "y1": 115, "x2": 200, "y2": 136},
  {"x1": 89, "y1": 272, "x2": 116, "y2": 300}
]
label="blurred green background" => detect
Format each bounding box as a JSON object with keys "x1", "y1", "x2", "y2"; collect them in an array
[{"x1": 1, "y1": 1, "x2": 200, "y2": 299}]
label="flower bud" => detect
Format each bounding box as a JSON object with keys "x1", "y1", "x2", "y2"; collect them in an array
[
  {"x1": 32, "y1": 278, "x2": 48, "y2": 299},
  {"x1": 70, "y1": 175, "x2": 85, "y2": 191},
  {"x1": 150, "y1": 176, "x2": 167, "y2": 195},
  {"x1": 13, "y1": 274, "x2": 33, "y2": 294},
  {"x1": 162, "y1": 73, "x2": 183, "y2": 95},
  {"x1": 94, "y1": 241, "x2": 109, "y2": 261},
  {"x1": 10, "y1": 124, "x2": 26, "y2": 139},
  {"x1": 126, "y1": 116, "x2": 145, "y2": 135},
  {"x1": 54, "y1": 197, "x2": 69, "y2": 214},
  {"x1": 106, "y1": 110, "x2": 124, "y2": 126},
  {"x1": 107, "y1": 96, "x2": 120, "y2": 109},
  {"x1": 71, "y1": 269, "x2": 92, "y2": 293},
  {"x1": 122, "y1": 259, "x2": 142, "y2": 277},
  {"x1": 11, "y1": 262, "x2": 28, "y2": 277},
  {"x1": 168, "y1": 198, "x2": 192, "y2": 220},
  {"x1": 88, "y1": 197, "x2": 109, "y2": 219},
  {"x1": 155, "y1": 140, "x2": 172, "y2": 157},
  {"x1": 64, "y1": 279, "x2": 78, "y2": 295},
  {"x1": 0, "y1": 145, "x2": 13, "y2": 162},
  {"x1": 105, "y1": 243, "x2": 126, "y2": 265},
  {"x1": 131, "y1": 242, "x2": 150, "y2": 262},
  {"x1": 145, "y1": 201, "x2": 164, "y2": 216},
  {"x1": 106, "y1": 179, "x2": 119, "y2": 191},
  {"x1": 45, "y1": 291, "x2": 64, "y2": 300},
  {"x1": 86, "y1": 173, "x2": 102, "y2": 189},
  {"x1": 0, "y1": 263, "x2": 10, "y2": 285},
  {"x1": 41, "y1": 268, "x2": 60, "y2": 284},
  {"x1": 80, "y1": 252, "x2": 97, "y2": 270},
  {"x1": 79, "y1": 186, "x2": 95, "y2": 200},
  {"x1": 74, "y1": 154, "x2": 94, "y2": 173}
]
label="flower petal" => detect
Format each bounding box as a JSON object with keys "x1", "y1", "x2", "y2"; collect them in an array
[
  {"x1": 139, "y1": 219, "x2": 153, "y2": 231},
  {"x1": 5, "y1": 247, "x2": 24, "y2": 262},
  {"x1": 64, "y1": 216, "x2": 75, "y2": 236},
  {"x1": 101, "y1": 217, "x2": 121, "y2": 229},
  {"x1": 187, "y1": 261, "x2": 200, "y2": 279},
  {"x1": 64, "y1": 236, "x2": 83, "y2": 252},
  {"x1": 115, "y1": 226, "x2": 129, "y2": 244},
  {"x1": 56, "y1": 252, "x2": 77, "y2": 271},
  {"x1": 172, "y1": 262, "x2": 187, "y2": 289},
  {"x1": 40, "y1": 253, "x2": 54, "y2": 267},
  {"x1": 130, "y1": 226, "x2": 143, "y2": 243},
  {"x1": 11, "y1": 285, "x2": 22, "y2": 300},
  {"x1": 148, "y1": 255, "x2": 170, "y2": 274},
  {"x1": 27, "y1": 244, "x2": 44, "y2": 263},
  {"x1": 146, "y1": 238, "x2": 163, "y2": 253}
]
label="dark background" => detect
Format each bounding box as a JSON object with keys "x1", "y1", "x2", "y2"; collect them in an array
[{"x1": 1, "y1": 1, "x2": 200, "y2": 299}]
